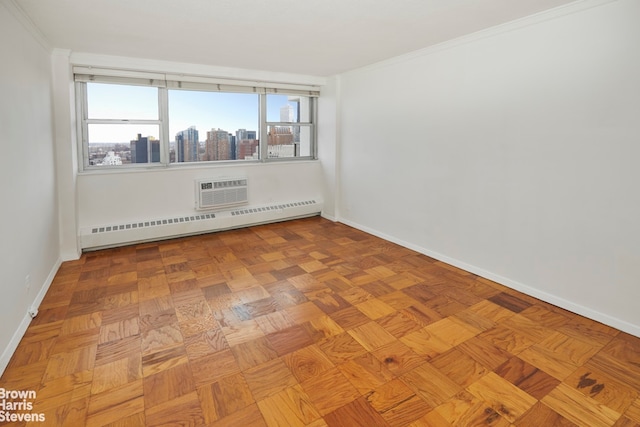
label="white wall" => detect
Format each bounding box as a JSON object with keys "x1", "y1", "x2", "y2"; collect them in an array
[
  {"x1": 64, "y1": 54, "x2": 328, "y2": 242},
  {"x1": 337, "y1": 0, "x2": 640, "y2": 335},
  {"x1": 0, "y1": 2, "x2": 60, "y2": 370},
  {"x1": 77, "y1": 161, "x2": 325, "y2": 230},
  {"x1": 317, "y1": 76, "x2": 340, "y2": 220},
  {"x1": 51, "y1": 49, "x2": 80, "y2": 260}
]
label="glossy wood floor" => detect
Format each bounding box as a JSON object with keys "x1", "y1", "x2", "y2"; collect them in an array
[{"x1": 2, "y1": 217, "x2": 640, "y2": 426}]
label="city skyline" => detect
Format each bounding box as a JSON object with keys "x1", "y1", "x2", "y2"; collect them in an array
[{"x1": 86, "y1": 82, "x2": 299, "y2": 144}]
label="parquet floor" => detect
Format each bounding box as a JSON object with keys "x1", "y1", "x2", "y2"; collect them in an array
[{"x1": 2, "y1": 217, "x2": 640, "y2": 426}]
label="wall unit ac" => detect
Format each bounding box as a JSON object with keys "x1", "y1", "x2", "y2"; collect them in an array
[{"x1": 196, "y1": 177, "x2": 248, "y2": 210}]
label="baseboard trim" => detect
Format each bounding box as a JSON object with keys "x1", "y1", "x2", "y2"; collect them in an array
[
  {"x1": 320, "y1": 212, "x2": 338, "y2": 222},
  {"x1": 338, "y1": 218, "x2": 640, "y2": 338},
  {"x1": 0, "y1": 257, "x2": 62, "y2": 375}
]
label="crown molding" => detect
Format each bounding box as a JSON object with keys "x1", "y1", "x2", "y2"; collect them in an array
[
  {"x1": 1, "y1": 0, "x2": 51, "y2": 52},
  {"x1": 344, "y1": 0, "x2": 619, "y2": 76}
]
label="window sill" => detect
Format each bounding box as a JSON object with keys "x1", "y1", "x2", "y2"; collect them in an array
[{"x1": 77, "y1": 158, "x2": 320, "y2": 176}]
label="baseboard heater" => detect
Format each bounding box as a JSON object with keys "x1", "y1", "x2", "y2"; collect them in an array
[{"x1": 79, "y1": 199, "x2": 322, "y2": 251}]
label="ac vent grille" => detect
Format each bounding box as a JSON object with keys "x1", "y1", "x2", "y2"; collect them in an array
[{"x1": 197, "y1": 177, "x2": 248, "y2": 210}]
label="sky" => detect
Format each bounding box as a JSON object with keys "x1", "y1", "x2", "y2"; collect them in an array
[{"x1": 86, "y1": 83, "x2": 299, "y2": 144}]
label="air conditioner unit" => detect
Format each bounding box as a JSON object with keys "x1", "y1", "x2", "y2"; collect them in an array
[{"x1": 196, "y1": 177, "x2": 248, "y2": 210}]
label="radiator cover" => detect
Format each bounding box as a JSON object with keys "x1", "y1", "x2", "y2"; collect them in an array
[{"x1": 79, "y1": 199, "x2": 322, "y2": 250}]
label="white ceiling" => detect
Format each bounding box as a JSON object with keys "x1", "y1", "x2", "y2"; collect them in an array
[{"x1": 15, "y1": 0, "x2": 579, "y2": 76}]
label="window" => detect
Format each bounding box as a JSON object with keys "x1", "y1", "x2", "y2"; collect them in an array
[
  {"x1": 75, "y1": 69, "x2": 319, "y2": 170},
  {"x1": 266, "y1": 94, "x2": 314, "y2": 159},
  {"x1": 81, "y1": 83, "x2": 162, "y2": 166},
  {"x1": 168, "y1": 90, "x2": 259, "y2": 162}
]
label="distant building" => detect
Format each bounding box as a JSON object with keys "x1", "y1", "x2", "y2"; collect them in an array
[
  {"x1": 236, "y1": 129, "x2": 257, "y2": 140},
  {"x1": 235, "y1": 129, "x2": 258, "y2": 159},
  {"x1": 267, "y1": 144, "x2": 295, "y2": 158},
  {"x1": 237, "y1": 139, "x2": 259, "y2": 160},
  {"x1": 206, "y1": 128, "x2": 232, "y2": 161},
  {"x1": 130, "y1": 133, "x2": 160, "y2": 163},
  {"x1": 100, "y1": 151, "x2": 122, "y2": 166},
  {"x1": 229, "y1": 134, "x2": 236, "y2": 160},
  {"x1": 268, "y1": 126, "x2": 294, "y2": 146},
  {"x1": 236, "y1": 129, "x2": 248, "y2": 142},
  {"x1": 281, "y1": 99, "x2": 300, "y2": 142},
  {"x1": 280, "y1": 104, "x2": 295, "y2": 122},
  {"x1": 175, "y1": 126, "x2": 199, "y2": 162}
]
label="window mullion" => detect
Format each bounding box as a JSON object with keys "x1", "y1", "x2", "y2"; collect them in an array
[
  {"x1": 76, "y1": 82, "x2": 89, "y2": 171},
  {"x1": 312, "y1": 97, "x2": 318, "y2": 160},
  {"x1": 159, "y1": 87, "x2": 169, "y2": 165},
  {"x1": 259, "y1": 94, "x2": 268, "y2": 162},
  {"x1": 265, "y1": 122, "x2": 313, "y2": 126},
  {"x1": 85, "y1": 119, "x2": 161, "y2": 125}
]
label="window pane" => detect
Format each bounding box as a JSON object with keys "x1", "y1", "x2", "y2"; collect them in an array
[
  {"x1": 267, "y1": 125, "x2": 312, "y2": 158},
  {"x1": 297, "y1": 125, "x2": 313, "y2": 157},
  {"x1": 87, "y1": 124, "x2": 160, "y2": 166},
  {"x1": 266, "y1": 94, "x2": 311, "y2": 123},
  {"x1": 168, "y1": 90, "x2": 259, "y2": 162},
  {"x1": 87, "y1": 83, "x2": 158, "y2": 120}
]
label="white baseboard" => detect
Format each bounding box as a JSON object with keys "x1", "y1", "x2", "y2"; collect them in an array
[
  {"x1": 338, "y1": 218, "x2": 640, "y2": 338},
  {"x1": 0, "y1": 257, "x2": 62, "y2": 375},
  {"x1": 320, "y1": 212, "x2": 338, "y2": 222}
]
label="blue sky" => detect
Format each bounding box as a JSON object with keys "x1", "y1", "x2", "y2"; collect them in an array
[
  {"x1": 168, "y1": 90, "x2": 259, "y2": 140},
  {"x1": 87, "y1": 83, "x2": 296, "y2": 143}
]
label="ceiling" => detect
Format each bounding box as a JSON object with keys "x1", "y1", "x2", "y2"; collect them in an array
[{"x1": 14, "y1": 0, "x2": 579, "y2": 76}]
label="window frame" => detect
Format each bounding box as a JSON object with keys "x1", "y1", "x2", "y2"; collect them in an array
[
  {"x1": 263, "y1": 94, "x2": 317, "y2": 161},
  {"x1": 74, "y1": 68, "x2": 319, "y2": 171},
  {"x1": 76, "y1": 81, "x2": 166, "y2": 168}
]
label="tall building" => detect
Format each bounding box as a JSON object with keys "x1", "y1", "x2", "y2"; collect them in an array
[
  {"x1": 267, "y1": 125, "x2": 295, "y2": 158},
  {"x1": 280, "y1": 104, "x2": 295, "y2": 122},
  {"x1": 235, "y1": 130, "x2": 257, "y2": 159},
  {"x1": 175, "y1": 126, "x2": 199, "y2": 162},
  {"x1": 236, "y1": 129, "x2": 257, "y2": 141},
  {"x1": 236, "y1": 129, "x2": 247, "y2": 142},
  {"x1": 281, "y1": 100, "x2": 300, "y2": 142},
  {"x1": 205, "y1": 128, "x2": 232, "y2": 161},
  {"x1": 268, "y1": 126, "x2": 294, "y2": 146},
  {"x1": 229, "y1": 134, "x2": 236, "y2": 160},
  {"x1": 130, "y1": 133, "x2": 160, "y2": 163},
  {"x1": 237, "y1": 139, "x2": 259, "y2": 160}
]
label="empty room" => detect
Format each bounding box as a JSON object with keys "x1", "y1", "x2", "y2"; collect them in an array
[{"x1": 1, "y1": 0, "x2": 639, "y2": 425}]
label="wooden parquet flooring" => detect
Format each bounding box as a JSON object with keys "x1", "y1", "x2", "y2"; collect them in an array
[{"x1": 2, "y1": 216, "x2": 640, "y2": 426}]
